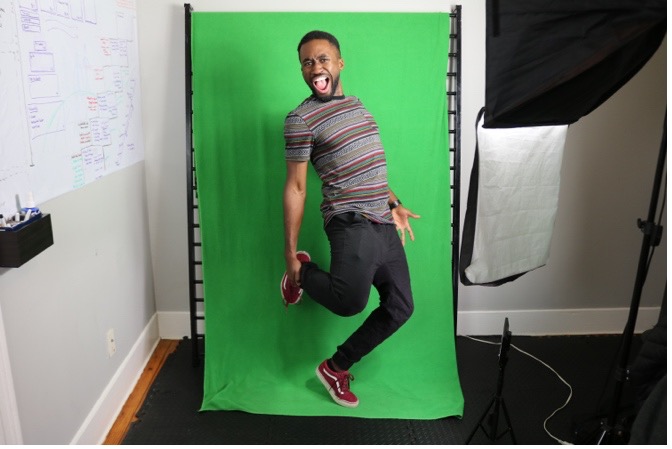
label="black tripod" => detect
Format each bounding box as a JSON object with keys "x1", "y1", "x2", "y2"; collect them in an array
[
  {"x1": 466, "y1": 318, "x2": 517, "y2": 444},
  {"x1": 593, "y1": 113, "x2": 667, "y2": 444}
]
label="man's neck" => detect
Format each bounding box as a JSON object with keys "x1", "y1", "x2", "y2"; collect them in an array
[{"x1": 312, "y1": 94, "x2": 346, "y2": 102}]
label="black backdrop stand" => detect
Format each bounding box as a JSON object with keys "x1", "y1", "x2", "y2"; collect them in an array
[{"x1": 591, "y1": 113, "x2": 666, "y2": 444}]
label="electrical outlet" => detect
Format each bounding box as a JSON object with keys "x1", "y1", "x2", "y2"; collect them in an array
[{"x1": 106, "y1": 328, "x2": 116, "y2": 357}]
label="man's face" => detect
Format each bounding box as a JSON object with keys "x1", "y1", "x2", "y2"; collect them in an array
[{"x1": 298, "y1": 39, "x2": 344, "y2": 101}]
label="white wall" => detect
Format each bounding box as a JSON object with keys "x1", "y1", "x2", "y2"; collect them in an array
[
  {"x1": 0, "y1": 163, "x2": 158, "y2": 444},
  {"x1": 139, "y1": 0, "x2": 665, "y2": 337}
]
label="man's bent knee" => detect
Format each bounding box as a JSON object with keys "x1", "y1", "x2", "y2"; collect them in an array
[
  {"x1": 392, "y1": 299, "x2": 414, "y2": 327},
  {"x1": 330, "y1": 295, "x2": 368, "y2": 317}
]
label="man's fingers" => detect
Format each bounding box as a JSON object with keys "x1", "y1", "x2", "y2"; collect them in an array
[{"x1": 397, "y1": 226, "x2": 406, "y2": 246}]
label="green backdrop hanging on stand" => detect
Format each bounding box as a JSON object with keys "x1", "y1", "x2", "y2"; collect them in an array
[{"x1": 191, "y1": 12, "x2": 463, "y2": 419}]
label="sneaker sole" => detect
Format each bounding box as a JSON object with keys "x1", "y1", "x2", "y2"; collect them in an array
[
  {"x1": 296, "y1": 250, "x2": 311, "y2": 262},
  {"x1": 315, "y1": 366, "x2": 359, "y2": 408}
]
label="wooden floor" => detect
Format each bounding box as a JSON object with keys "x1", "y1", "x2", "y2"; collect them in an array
[{"x1": 103, "y1": 339, "x2": 180, "y2": 445}]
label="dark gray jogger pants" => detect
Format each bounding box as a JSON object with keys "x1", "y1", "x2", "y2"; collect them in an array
[{"x1": 300, "y1": 212, "x2": 414, "y2": 370}]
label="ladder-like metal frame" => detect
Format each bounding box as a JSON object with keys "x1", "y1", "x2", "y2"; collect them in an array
[
  {"x1": 184, "y1": 4, "x2": 204, "y2": 367},
  {"x1": 448, "y1": 6, "x2": 462, "y2": 332},
  {"x1": 184, "y1": 5, "x2": 462, "y2": 364}
]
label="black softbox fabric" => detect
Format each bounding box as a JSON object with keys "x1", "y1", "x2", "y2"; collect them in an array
[
  {"x1": 461, "y1": 0, "x2": 665, "y2": 286},
  {"x1": 484, "y1": 0, "x2": 666, "y2": 128}
]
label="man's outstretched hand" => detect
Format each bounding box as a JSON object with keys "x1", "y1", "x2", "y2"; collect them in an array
[{"x1": 392, "y1": 206, "x2": 420, "y2": 246}]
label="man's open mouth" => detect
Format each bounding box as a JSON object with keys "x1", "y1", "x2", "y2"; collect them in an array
[{"x1": 313, "y1": 75, "x2": 331, "y2": 95}]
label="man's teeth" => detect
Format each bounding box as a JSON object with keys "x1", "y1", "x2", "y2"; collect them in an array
[{"x1": 313, "y1": 75, "x2": 329, "y2": 92}]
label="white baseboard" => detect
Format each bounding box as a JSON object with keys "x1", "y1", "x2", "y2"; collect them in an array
[
  {"x1": 70, "y1": 313, "x2": 160, "y2": 445},
  {"x1": 59, "y1": 306, "x2": 660, "y2": 444},
  {"x1": 156, "y1": 307, "x2": 662, "y2": 339},
  {"x1": 157, "y1": 311, "x2": 195, "y2": 340},
  {"x1": 457, "y1": 306, "x2": 662, "y2": 336},
  {"x1": 0, "y1": 303, "x2": 23, "y2": 444}
]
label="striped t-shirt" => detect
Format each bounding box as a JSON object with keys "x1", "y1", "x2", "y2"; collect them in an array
[{"x1": 284, "y1": 95, "x2": 394, "y2": 226}]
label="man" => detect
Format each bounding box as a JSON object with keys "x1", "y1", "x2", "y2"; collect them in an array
[{"x1": 281, "y1": 30, "x2": 419, "y2": 408}]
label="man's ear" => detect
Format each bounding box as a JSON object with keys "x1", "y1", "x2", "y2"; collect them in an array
[{"x1": 339, "y1": 58, "x2": 345, "y2": 70}]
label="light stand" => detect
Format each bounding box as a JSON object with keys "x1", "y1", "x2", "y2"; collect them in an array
[
  {"x1": 593, "y1": 113, "x2": 666, "y2": 444},
  {"x1": 466, "y1": 318, "x2": 517, "y2": 444}
]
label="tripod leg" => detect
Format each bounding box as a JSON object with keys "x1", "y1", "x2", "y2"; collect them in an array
[
  {"x1": 489, "y1": 397, "x2": 501, "y2": 440},
  {"x1": 466, "y1": 397, "x2": 495, "y2": 444},
  {"x1": 500, "y1": 398, "x2": 517, "y2": 444}
]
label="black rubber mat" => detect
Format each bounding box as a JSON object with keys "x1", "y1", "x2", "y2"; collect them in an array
[{"x1": 122, "y1": 334, "x2": 642, "y2": 444}]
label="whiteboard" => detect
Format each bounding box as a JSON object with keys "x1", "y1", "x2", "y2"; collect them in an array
[{"x1": 0, "y1": 0, "x2": 144, "y2": 217}]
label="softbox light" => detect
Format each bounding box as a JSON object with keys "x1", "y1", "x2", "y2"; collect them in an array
[
  {"x1": 478, "y1": 2, "x2": 666, "y2": 441},
  {"x1": 484, "y1": 0, "x2": 666, "y2": 128}
]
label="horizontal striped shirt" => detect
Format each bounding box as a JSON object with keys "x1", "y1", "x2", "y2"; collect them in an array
[{"x1": 285, "y1": 96, "x2": 393, "y2": 226}]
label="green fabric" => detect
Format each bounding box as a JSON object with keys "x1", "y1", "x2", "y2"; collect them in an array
[{"x1": 192, "y1": 12, "x2": 463, "y2": 419}]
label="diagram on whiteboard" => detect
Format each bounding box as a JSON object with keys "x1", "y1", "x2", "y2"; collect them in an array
[{"x1": 0, "y1": 0, "x2": 144, "y2": 217}]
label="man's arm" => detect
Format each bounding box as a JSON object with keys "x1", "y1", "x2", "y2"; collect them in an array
[
  {"x1": 388, "y1": 189, "x2": 420, "y2": 246},
  {"x1": 283, "y1": 160, "x2": 309, "y2": 286}
]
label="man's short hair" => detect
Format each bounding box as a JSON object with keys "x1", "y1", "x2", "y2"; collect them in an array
[{"x1": 297, "y1": 30, "x2": 341, "y2": 55}]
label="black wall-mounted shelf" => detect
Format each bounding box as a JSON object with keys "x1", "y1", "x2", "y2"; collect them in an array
[{"x1": 0, "y1": 214, "x2": 54, "y2": 268}]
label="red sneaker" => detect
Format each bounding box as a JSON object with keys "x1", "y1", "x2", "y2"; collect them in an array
[
  {"x1": 315, "y1": 359, "x2": 359, "y2": 408},
  {"x1": 280, "y1": 251, "x2": 311, "y2": 306}
]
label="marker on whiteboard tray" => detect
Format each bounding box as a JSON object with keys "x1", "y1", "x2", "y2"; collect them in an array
[{"x1": 0, "y1": 215, "x2": 6, "y2": 228}]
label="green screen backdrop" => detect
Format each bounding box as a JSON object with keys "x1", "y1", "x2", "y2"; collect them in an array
[{"x1": 192, "y1": 12, "x2": 463, "y2": 419}]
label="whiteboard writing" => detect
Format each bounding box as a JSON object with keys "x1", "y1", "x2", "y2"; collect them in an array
[{"x1": 0, "y1": 0, "x2": 144, "y2": 217}]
